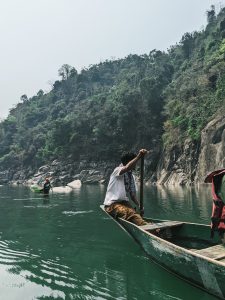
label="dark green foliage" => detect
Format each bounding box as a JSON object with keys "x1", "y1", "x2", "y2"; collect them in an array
[
  {"x1": 1, "y1": 7, "x2": 225, "y2": 169},
  {"x1": 0, "y1": 53, "x2": 169, "y2": 168}
]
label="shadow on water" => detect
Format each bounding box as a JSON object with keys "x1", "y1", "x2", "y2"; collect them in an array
[{"x1": 0, "y1": 184, "x2": 217, "y2": 300}]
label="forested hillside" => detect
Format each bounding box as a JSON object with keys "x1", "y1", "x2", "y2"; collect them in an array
[
  {"x1": 1, "y1": 6, "x2": 225, "y2": 183},
  {"x1": 0, "y1": 49, "x2": 173, "y2": 169}
]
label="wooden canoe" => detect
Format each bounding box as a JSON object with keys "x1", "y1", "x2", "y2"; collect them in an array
[{"x1": 100, "y1": 205, "x2": 225, "y2": 299}]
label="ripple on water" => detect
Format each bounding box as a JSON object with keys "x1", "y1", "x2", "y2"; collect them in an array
[
  {"x1": 62, "y1": 210, "x2": 93, "y2": 216},
  {"x1": 149, "y1": 290, "x2": 183, "y2": 300},
  {"x1": 0, "y1": 241, "x2": 76, "y2": 297},
  {"x1": 23, "y1": 204, "x2": 58, "y2": 208},
  {"x1": 13, "y1": 199, "x2": 30, "y2": 201},
  {"x1": 0, "y1": 241, "x2": 36, "y2": 266},
  {"x1": 13, "y1": 198, "x2": 50, "y2": 201}
]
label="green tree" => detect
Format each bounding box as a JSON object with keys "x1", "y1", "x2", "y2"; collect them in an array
[{"x1": 58, "y1": 64, "x2": 77, "y2": 80}]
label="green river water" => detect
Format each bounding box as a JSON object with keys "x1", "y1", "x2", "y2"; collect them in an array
[{"x1": 0, "y1": 184, "x2": 218, "y2": 300}]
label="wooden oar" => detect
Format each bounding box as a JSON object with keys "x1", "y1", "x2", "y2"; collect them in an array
[{"x1": 140, "y1": 155, "x2": 144, "y2": 217}]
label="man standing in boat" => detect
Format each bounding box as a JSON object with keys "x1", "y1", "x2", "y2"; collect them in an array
[{"x1": 104, "y1": 149, "x2": 148, "y2": 226}]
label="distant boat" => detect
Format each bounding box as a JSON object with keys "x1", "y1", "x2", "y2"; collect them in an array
[
  {"x1": 30, "y1": 185, "x2": 42, "y2": 193},
  {"x1": 100, "y1": 205, "x2": 225, "y2": 299}
]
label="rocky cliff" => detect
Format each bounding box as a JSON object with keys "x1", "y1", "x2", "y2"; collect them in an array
[
  {"x1": 154, "y1": 139, "x2": 200, "y2": 186},
  {"x1": 155, "y1": 114, "x2": 225, "y2": 185},
  {"x1": 195, "y1": 114, "x2": 225, "y2": 183}
]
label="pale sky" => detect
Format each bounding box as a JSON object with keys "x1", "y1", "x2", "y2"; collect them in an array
[{"x1": 0, "y1": 0, "x2": 225, "y2": 120}]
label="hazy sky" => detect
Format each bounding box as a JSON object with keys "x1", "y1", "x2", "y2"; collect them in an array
[{"x1": 1, "y1": 0, "x2": 225, "y2": 120}]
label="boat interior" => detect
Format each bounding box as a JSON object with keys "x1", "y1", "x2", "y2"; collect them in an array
[{"x1": 140, "y1": 218, "x2": 225, "y2": 262}]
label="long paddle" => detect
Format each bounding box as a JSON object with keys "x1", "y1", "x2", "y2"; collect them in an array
[{"x1": 140, "y1": 155, "x2": 144, "y2": 217}]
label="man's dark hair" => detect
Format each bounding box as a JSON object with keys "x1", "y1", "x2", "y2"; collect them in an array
[{"x1": 121, "y1": 152, "x2": 136, "y2": 165}]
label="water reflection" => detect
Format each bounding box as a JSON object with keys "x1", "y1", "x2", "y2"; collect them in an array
[{"x1": 144, "y1": 185, "x2": 212, "y2": 224}]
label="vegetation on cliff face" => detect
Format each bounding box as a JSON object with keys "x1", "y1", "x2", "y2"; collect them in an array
[
  {"x1": 1, "y1": 6, "x2": 225, "y2": 171},
  {"x1": 163, "y1": 6, "x2": 225, "y2": 146}
]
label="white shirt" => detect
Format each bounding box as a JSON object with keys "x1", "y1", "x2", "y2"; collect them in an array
[{"x1": 104, "y1": 165, "x2": 136, "y2": 206}]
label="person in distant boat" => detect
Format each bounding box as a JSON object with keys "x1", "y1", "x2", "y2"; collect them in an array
[
  {"x1": 103, "y1": 149, "x2": 148, "y2": 226},
  {"x1": 41, "y1": 178, "x2": 52, "y2": 195}
]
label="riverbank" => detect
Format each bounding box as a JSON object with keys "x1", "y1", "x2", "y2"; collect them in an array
[
  {"x1": 2, "y1": 112, "x2": 225, "y2": 188},
  {"x1": 0, "y1": 159, "x2": 116, "y2": 187}
]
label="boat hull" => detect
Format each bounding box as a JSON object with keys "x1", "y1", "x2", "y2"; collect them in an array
[
  {"x1": 100, "y1": 206, "x2": 225, "y2": 299},
  {"x1": 30, "y1": 185, "x2": 42, "y2": 193}
]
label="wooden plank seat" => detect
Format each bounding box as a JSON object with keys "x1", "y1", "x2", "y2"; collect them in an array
[
  {"x1": 140, "y1": 221, "x2": 184, "y2": 231},
  {"x1": 218, "y1": 257, "x2": 225, "y2": 263},
  {"x1": 195, "y1": 245, "x2": 225, "y2": 260}
]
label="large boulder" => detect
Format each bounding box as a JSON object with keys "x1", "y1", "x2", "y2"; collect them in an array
[
  {"x1": 67, "y1": 180, "x2": 82, "y2": 189},
  {"x1": 52, "y1": 186, "x2": 72, "y2": 193}
]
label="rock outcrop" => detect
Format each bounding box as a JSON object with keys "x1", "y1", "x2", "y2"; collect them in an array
[
  {"x1": 155, "y1": 139, "x2": 200, "y2": 185},
  {"x1": 155, "y1": 114, "x2": 225, "y2": 185},
  {"x1": 195, "y1": 115, "x2": 225, "y2": 183}
]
